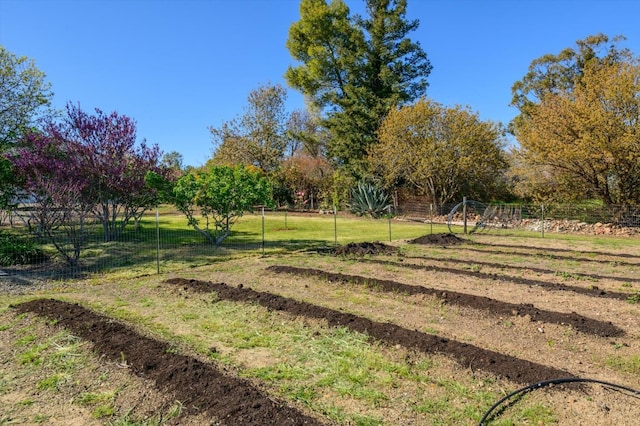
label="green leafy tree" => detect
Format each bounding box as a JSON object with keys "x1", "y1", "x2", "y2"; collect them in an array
[
  {"x1": 370, "y1": 99, "x2": 508, "y2": 210},
  {"x1": 0, "y1": 46, "x2": 54, "y2": 210},
  {"x1": 286, "y1": 0, "x2": 431, "y2": 175},
  {"x1": 210, "y1": 83, "x2": 289, "y2": 173},
  {"x1": 148, "y1": 165, "x2": 272, "y2": 245},
  {"x1": 286, "y1": 108, "x2": 328, "y2": 158},
  {"x1": 161, "y1": 151, "x2": 184, "y2": 171},
  {"x1": 0, "y1": 46, "x2": 53, "y2": 145}
]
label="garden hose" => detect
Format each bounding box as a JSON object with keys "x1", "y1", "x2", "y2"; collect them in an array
[{"x1": 479, "y1": 377, "x2": 640, "y2": 425}]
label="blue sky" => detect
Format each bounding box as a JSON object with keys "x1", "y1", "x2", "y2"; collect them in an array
[{"x1": 1, "y1": 0, "x2": 639, "y2": 167}]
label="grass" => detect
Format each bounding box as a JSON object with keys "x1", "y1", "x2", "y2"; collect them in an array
[
  {"x1": 10, "y1": 205, "x2": 640, "y2": 279},
  {"x1": 2, "y1": 216, "x2": 640, "y2": 424},
  {"x1": 605, "y1": 355, "x2": 640, "y2": 374}
]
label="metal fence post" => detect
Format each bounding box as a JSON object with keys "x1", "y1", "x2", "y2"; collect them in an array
[
  {"x1": 430, "y1": 204, "x2": 433, "y2": 235},
  {"x1": 261, "y1": 207, "x2": 265, "y2": 256},
  {"x1": 463, "y1": 196, "x2": 468, "y2": 234},
  {"x1": 541, "y1": 204, "x2": 545, "y2": 239},
  {"x1": 334, "y1": 206, "x2": 338, "y2": 246},
  {"x1": 156, "y1": 208, "x2": 160, "y2": 274},
  {"x1": 388, "y1": 205, "x2": 392, "y2": 241}
]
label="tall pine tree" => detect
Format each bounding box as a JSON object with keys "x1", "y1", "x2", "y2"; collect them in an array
[{"x1": 286, "y1": 0, "x2": 431, "y2": 177}]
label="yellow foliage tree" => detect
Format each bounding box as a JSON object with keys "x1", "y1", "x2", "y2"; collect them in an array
[
  {"x1": 370, "y1": 99, "x2": 508, "y2": 210},
  {"x1": 513, "y1": 60, "x2": 640, "y2": 205}
]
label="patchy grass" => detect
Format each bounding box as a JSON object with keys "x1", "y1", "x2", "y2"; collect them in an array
[{"x1": 2, "y1": 227, "x2": 640, "y2": 424}]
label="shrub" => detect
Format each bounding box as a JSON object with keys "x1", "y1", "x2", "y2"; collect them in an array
[
  {"x1": 0, "y1": 233, "x2": 46, "y2": 265},
  {"x1": 348, "y1": 182, "x2": 392, "y2": 218}
]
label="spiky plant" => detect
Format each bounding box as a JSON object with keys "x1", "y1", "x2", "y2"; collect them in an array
[{"x1": 348, "y1": 182, "x2": 392, "y2": 218}]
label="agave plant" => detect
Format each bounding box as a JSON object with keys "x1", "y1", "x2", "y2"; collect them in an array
[{"x1": 348, "y1": 182, "x2": 392, "y2": 218}]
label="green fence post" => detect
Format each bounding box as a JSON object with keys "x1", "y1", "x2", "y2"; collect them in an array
[
  {"x1": 541, "y1": 204, "x2": 545, "y2": 239},
  {"x1": 463, "y1": 196, "x2": 468, "y2": 235},
  {"x1": 156, "y1": 208, "x2": 160, "y2": 274},
  {"x1": 430, "y1": 204, "x2": 433, "y2": 235},
  {"x1": 334, "y1": 206, "x2": 338, "y2": 246},
  {"x1": 388, "y1": 205, "x2": 392, "y2": 241},
  {"x1": 261, "y1": 207, "x2": 265, "y2": 256}
]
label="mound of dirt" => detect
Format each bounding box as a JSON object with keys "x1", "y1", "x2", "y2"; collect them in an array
[
  {"x1": 15, "y1": 299, "x2": 323, "y2": 426},
  {"x1": 410, "y1": 233, "x2": 466, "y2": 246},
  {"x1": 166, "y1": 278, "x2": 576, "y2": 385},
  {"x1": 333, "y1": 241, "x2": 397, "y2": 256},
  {"x1": 266, "y1": 265, "x2": 623, "y2": 338}
]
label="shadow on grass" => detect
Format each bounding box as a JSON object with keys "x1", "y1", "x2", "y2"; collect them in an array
[{"x1": 3, "y1": 226, "x2": 338, "y2": 281}]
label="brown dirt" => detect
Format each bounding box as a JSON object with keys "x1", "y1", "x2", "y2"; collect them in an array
[
  {"x1": 332, "y1": 241, "x2": 398, "y2": 256},
  {"x1": 163, "y1": 277, "x2": 575, "y2": 385},
  {"x1": 264, "y1": 265, "x2": 623, "y2": 338},
  {"x1": 13, "y1": 298, "x2": 324, "y2": 426},
  {"x1": 410, "y1": 233, "x2": 467, "y2": 246}
]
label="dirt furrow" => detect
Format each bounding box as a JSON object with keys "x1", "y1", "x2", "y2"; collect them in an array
[
  {"x1": 165, "y1": 277, "x2": 578, "y2": 385},
  {"x1": 14, "y1": 298, "x2": 324, "y2": 426},
  {"x1": 356, "y1": 257, "x2": 635, "y2": 302},
  {"x1": 266, "y1": 265, "x2": 623, "y2": 337},
  {"x1": 402, "y1": 255, "x2": 640, "y2": 284}
]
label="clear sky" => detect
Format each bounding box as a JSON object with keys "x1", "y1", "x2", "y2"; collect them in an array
[{"x1": 1, "y1": 0, "x2": 639, "y2": 167}]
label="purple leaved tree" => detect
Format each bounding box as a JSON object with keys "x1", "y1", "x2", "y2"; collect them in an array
[
  {"x1": 54, "y1": 103, "x2": 164, "y2": 241},
  {"x1": 12, "y1": 104, "x2": 168, "y2": 265},
  {"x1": 12, "y1": 130, "x2": 93, "y2": 266}
]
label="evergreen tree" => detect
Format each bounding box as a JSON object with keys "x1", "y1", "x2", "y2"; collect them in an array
[{"x1": 286, "y1": 0, "x2": 431, "y2": 176}]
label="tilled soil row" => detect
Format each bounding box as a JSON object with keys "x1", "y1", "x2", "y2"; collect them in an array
[
  {"x1": 354, "y1": 257, "x2": 635, "y2": 302},
  {"x1": 401, "y1": 255, "x2": 640, "y2": 285},
  {"x1": 14, "y1": 298, "x2": 324, "y2": 426},
  {"x1": 473, "y1": 241, "x2": 640, "y2": 261},
  {"x1": 165, "y1": 277, "x2": 577, "y2": 385},
  {"x1": 461, "y1": 246, "x2": 640, "y2": 269},
  {"x1": 266, "y1": 265, "x2": 623, "y2": 338}
]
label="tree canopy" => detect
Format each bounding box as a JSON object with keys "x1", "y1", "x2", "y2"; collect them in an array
[
  {"x1": 0, "y1": 46, "x2": 53, "y2": 146},
  {"x1": 210, "y1": 83, "x2": 289, "y2": 173},
  {"x1": 286, "y1": 0, "x2": 431, "y2": 175},
  {"x1": 148, "y1": 165, "x2": 272, "y2": 245},
  {"x1": 511, "y1": 34, "x2": 640, "y2": 205},
  {"x1": 370, "y1": 99, "x2": 508, "y2": 209},
  {"x1": 13, "y1": 103, "x2": 166, "y2": 243},
  {"x1": 0, "y1": 46, "x2": 54, "y2": 210},
  {"x1": 510, "y1": 33, "x2": 632, "y2": 128},
  {"x1": 10, "y1": 130, "x2": 93, "y2": 266}
]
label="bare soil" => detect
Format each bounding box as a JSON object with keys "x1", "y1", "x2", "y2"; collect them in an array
[
  {"x1": 163, "y1": 277, "x2": 575, "y2": 385},
  {"x1": 3, "y1": 233, "x2": 640, "y2": 424},
  {"x1": 13, "y1": 298, "x2": 323, "y2": 426},
  {"x1": 264, "y1": 265, "x2": 623, "y2": 337}
]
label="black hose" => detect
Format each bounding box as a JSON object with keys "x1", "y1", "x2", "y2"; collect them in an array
[{"x1": 478, "y1": 377, "x2": 640, "y2": 425}]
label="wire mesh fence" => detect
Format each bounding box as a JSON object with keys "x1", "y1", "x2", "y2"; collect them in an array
[{"x1": 0, "y1": 201, "x2": 639, "y2": 281}]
